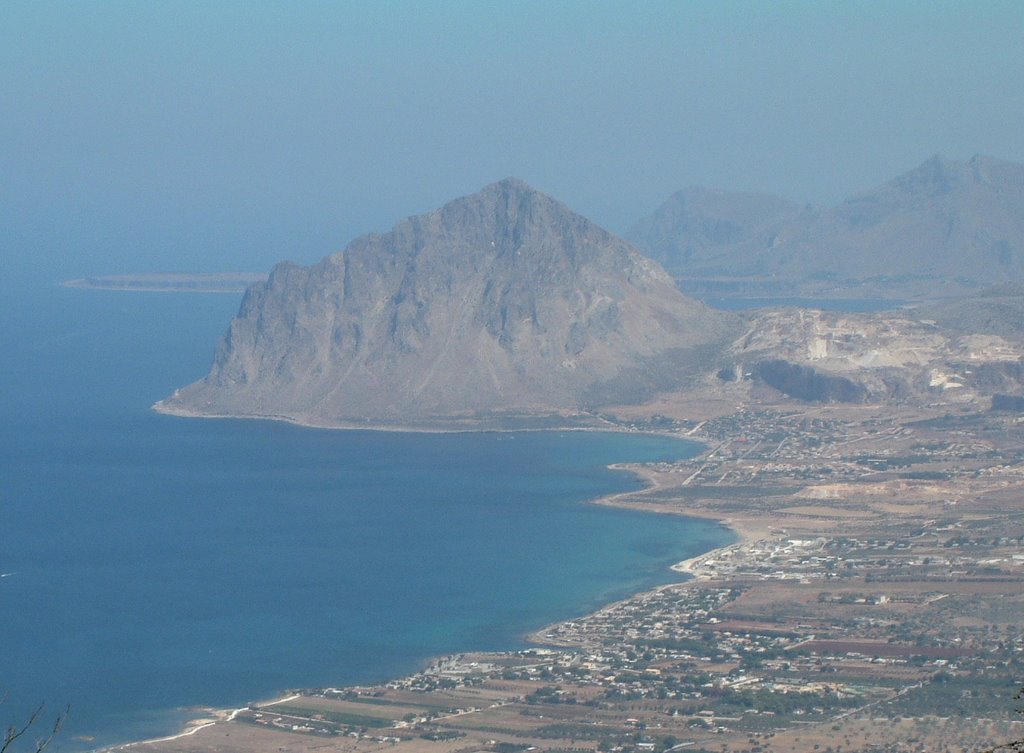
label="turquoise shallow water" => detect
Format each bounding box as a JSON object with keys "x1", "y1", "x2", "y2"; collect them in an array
[{"x1": 0, "y1": 282, "x2": 732, "y2": 752}]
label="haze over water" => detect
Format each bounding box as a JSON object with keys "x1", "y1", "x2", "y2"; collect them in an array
[{"x1": 0, "y1": 283, "x2": 731, "y2": 751}]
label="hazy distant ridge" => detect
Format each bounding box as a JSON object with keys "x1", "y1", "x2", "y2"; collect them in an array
[
  {"x1": 626, "y1": 187, "x2": 800, "y2": 275},
  {"x1": 629, "y1": 155, "x2": 1024, "y2": 295}
]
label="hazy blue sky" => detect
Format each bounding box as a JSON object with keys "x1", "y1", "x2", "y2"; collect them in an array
[{"x1": 2, "y1": 1, "x2": 1022, "y2": 280}]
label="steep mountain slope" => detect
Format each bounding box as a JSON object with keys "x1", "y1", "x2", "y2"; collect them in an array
[
  {"x1": 631, "y1": 155, "x2": 1024, "y2": 296},
  {"x1": 157, "y1": 179, "x2": 739, "y2": 427}
]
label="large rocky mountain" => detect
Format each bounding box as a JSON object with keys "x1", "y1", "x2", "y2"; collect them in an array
[
  {"x1": 157, "y1": 179, "x2": 739, "y2": 427},
  {"x1": 629, "y1": 155, "x2": 1024, "y2": 297}
]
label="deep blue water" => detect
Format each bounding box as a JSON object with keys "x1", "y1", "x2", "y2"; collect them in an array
[{"x1": 0, "y1": 282, "x2": 731, "y2": 752}]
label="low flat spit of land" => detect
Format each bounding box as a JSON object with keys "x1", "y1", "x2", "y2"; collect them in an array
[{"x1": 63, "y1": 272, "x2": 267, "y2": 293}]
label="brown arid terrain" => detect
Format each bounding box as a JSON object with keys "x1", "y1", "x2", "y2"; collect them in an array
[{"x1": 125, "y1": 291, "x2": 1024, "y2": 753}]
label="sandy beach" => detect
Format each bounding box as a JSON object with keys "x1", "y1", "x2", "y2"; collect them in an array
[{"x1": 110, "y1": 695, "x2": 301, "y2": 751}]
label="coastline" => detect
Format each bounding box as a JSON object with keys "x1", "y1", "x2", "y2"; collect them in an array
[
  {"x1": 110, "y1": 695, "x2": 300, "y2": 751},
  {"x1": 526, "y1": 459, "x2": 752, "y2": 647},
  {"x1": 99, "y1": 422, "x2": 740, "y2": 752},
  {"x1": 99, "y1": 397, "x2": 1024, "y2": 753}
]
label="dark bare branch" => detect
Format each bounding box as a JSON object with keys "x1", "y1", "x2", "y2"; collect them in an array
[
  {"x1": 1, "y1": 703, "x2": 43, "y2": 753},
  {"x1": 1, "y1": 703, "x2": 67, "y2": 753}
]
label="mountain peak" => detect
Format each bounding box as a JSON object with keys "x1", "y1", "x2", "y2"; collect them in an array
[
  {"x1": 487, "y1": 176, "x2": 535, "y2": 192},
  {"x1": 884, "y1": 153, "x2": 1024, "y2": 198},
  {"x1": 473, "y1": 177, "x2": 555, "y2": 208}
]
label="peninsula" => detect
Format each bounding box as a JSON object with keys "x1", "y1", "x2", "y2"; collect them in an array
[
  {"x1": 140, "y1": 176, "x2": 1024, "y2": 753},
  {"x1": 63, "y1": 272, "x2": 268, "y2": 293}
]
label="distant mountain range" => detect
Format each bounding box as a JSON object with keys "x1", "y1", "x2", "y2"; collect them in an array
[
  {"x1": 157, "y1": 179, "x2": 739, "y2": 427},
  {"x1": 628, "y1": 155, "x2": 1024, "y2": 298}
]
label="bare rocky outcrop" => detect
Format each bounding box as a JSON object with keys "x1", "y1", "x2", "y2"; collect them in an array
[
  {"x1": 710, "y1": 304, "x2": 1024, "y2": 408},
  {"x1": 157, "y1": 179, "x2": 740, "y2": 427}
]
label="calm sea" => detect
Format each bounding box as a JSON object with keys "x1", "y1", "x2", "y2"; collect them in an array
[{"x1": 0, "y1": 280, "x2": 731, "y2": 752}]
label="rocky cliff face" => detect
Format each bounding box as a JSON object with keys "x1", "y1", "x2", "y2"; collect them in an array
[{"x1": 158, "y1": 179, "x2": 739, "y2": 426}]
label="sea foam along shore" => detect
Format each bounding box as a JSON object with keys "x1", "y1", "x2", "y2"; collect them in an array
[{"x1": 108, "y1": 695, "x2": 300, "y2": 751}]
